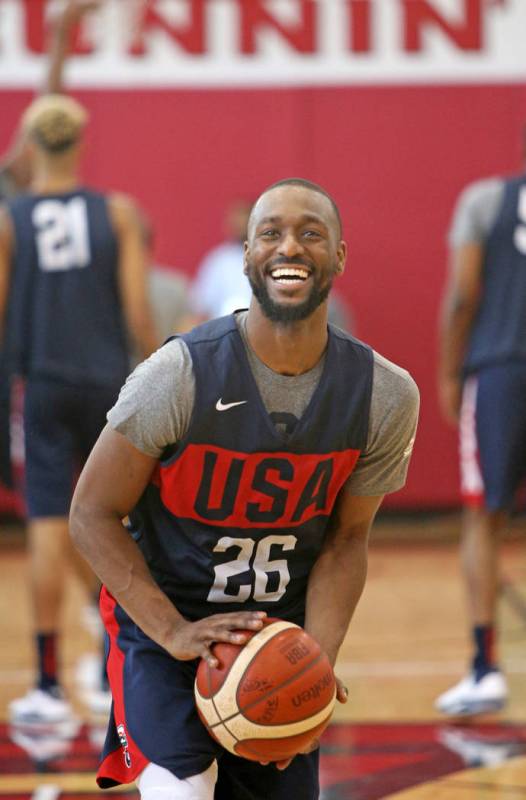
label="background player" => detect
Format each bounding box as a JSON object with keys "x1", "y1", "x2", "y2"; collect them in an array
[
  {"x1": 69, "y1": 178, "x2": 419, "y2": 799},
  {"x1": 435, "y1": 148, "x2": 526, "y2": 716},
  {"x1": 0, "y1": 93, "x2": 157, "y2": 722},
  {"x1": 0, "y1": 0, "x2": 102, "y2": 496}
]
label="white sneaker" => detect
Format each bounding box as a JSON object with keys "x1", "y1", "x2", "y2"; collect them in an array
[
  {"x1": 8, "y1": 688, "x2": 75, "y2": 724},
  {"x1": 435, "y1": 671, "x2": 508, "y2": 716},
  {"x1": 437, "y1": 726, "x2": 519, "y2": 767},
  {"x1": 9, "y1": 718, "x2": 82, "y2": 762}
]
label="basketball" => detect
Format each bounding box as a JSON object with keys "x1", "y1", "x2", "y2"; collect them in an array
[{"x1": 194, "y1": 618, "x2": 336, "y2": 762}]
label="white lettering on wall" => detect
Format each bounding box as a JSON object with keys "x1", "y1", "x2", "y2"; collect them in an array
[{"x1": 0, "y1": 0, "x2": 523, "y2": 87}]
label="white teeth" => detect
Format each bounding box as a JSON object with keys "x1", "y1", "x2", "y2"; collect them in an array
[{"x1": 270, "y1": 267, "x2": 309, "y2": 280}]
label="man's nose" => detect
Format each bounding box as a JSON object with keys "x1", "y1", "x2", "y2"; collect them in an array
[{"x1": 278, "y1": 232, "x2": 304, "y2": 257}]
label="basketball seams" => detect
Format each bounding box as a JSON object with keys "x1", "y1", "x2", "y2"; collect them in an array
[
  {"x1": 196, "y1": 694, "x2": 336, "y2": 757},
  {"x1": 208, "y1": 620, "x2": 298, "y2": 721},
  {"x1": 194, "y1": 620, "x2": 337, "y2": 760},
  {"x1": 210, "y1": 649, "x2": 333, "y2": 728},
  {"x1": 231, "y1": 707, "x2": 335, "y2": 759},
  {"x1": 224, "y1": 692, "x2": 336, "y2": 740}
]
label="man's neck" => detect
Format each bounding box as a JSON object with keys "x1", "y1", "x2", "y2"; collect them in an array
[
  {"x1": 245, "y1": 302, "x2": 329, "y2": 376},
  {"x1": 31, "y1": 174, "x2": 79, "y2": 194}
]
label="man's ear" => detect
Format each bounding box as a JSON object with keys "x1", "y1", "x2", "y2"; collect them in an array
[
  {"x1": 243, "y1": 241, "x2": 249, "y2": 275},
  {"x1": 335, "y1": 240, "x2": 347, "y2": 276}
]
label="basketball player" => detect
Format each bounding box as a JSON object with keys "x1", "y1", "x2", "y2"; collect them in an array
[
  {"x1": 435, "y1": 159, "x2": 526, "y2": 716},
  {"x1": 0, "y1": 94, "x2": 157, "y2": 723},
  {"x1": 0, "y1": 0, "x2": 102, "y2": 492},
  {"x1": 70, "y1": 178, "x2": 419, "y2": 799}
]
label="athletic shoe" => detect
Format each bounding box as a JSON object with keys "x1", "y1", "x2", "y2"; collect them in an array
[
  {"x1": 8, "y1": 687, "x2": 75, "y2": 724},
  {"x1": 437, "y1": 726, "x2": 520, "y2": 767},
  {"x1": 435, "y1": 670, "x2": 508, "y2": 716},
  {"x1": 9, "y1": 718, "x2": 81, "y2": 763}
]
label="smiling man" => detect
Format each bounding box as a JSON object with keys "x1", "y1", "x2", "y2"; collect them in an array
[{"x1": 69, "y1": 178, "x2": 419, "y2": 800}]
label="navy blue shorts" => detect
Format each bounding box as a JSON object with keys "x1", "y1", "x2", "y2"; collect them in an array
[
  {"x1": 460, "y1": 362, "x2": 526, "y2": 511},
  {"x1": 98, "y1": 588, "x2": 320, "y2": 799},
  {"x1": 24, "y1": 377, "x2": 121, "y2": 518}
]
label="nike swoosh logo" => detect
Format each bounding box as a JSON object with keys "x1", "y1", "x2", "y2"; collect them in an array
[{"x1": 216, "y1": 398, "x2": 248, "y2": 411}]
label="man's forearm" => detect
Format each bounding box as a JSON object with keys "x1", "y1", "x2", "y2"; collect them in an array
[
  {"x1": 439, "y1": 299, "x2": 475, "y2": 379},
  {"x1": 70, "y1": 505, "x2": 185, "y2": 652},
  {"x1": 304, "y1": 533, "x2": 368, "y2": 666}
]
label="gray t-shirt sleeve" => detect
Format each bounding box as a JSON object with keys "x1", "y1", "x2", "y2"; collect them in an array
[
  {"x1": 106, "y1": 338, "x2": 195, "y2": 456},
  {"x1": 344, "y1": 352, "x2": 419, "y2": 496},
  {"x1": 448, "y1": 177, "x2": 505, "y2": 247}
]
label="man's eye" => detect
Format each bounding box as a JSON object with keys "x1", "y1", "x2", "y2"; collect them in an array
[
  {"x1": 261, "y1": 229, "x2": 278, "y2": 237},
  {"x1": 304, "y1": 230, "x2": 321, "y2": 238}
]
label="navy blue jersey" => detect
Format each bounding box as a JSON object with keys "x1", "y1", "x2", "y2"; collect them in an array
[
  {"x1": 127, "y1": 315, "x2": 373, "y2": 624},
  {"x1": 465, "y1": 175, "x2": 526, "y2": 373},
  {"x1": 6, "y1": 188, "x2": 130, "y2": 387}
]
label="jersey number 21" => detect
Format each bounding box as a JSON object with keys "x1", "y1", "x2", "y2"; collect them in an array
[{"x1": 33, "y1": 197, "x2": 91, "y2": 272}]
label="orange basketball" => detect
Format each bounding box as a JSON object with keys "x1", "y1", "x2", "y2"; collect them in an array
[{"x1": 194, "y1": 618, "x2": 336, "y2": 762}]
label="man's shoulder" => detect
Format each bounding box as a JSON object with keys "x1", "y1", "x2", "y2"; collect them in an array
[
  {"x1": 371, "y1": 350, "x2": 419, "y2": 403},
  {"x1": 329, "y1": 325, "x2": 371, "y2": 352},
  {"x1": 457, "y1": 175, "x2": 506, "y2": 207}
]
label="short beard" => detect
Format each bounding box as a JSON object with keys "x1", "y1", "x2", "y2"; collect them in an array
[{"x1": 247, "y1": 269, "x2": 332, "y2": 323}]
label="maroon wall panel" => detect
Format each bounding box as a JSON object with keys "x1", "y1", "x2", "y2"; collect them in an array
[{"x1": 2, "y1": 83, "x2": 526, "y2": 508}]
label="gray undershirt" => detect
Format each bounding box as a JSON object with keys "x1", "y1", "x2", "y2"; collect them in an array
[
  {"x1": 108, "y1": 312, "x2": 419, "y2": 496},
  {"x1": 448, "y1": 176, "x2": 505, "y2": 247}
]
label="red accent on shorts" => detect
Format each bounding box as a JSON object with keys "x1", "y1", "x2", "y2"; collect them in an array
[
  {"x1": 462, "y1": 492, "x2": 486, "y2": 509},
  {"x1": 159, "y1": 444, "x2": 360, "y2": 528},
  {"x1": 96, "y1": 586, "x2": 149, "y2": 787}
]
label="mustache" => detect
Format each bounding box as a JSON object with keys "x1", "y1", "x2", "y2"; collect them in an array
[{"x1": 265, "y1": 256, "x2": 315, "y2": 272}]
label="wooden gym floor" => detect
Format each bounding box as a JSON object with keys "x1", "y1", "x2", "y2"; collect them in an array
[{"x1": 1, "y1": 513, "x2": 525, "y2": 799}]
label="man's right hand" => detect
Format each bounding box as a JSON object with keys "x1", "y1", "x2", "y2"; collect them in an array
[{"x1": 167, "y1": 611, "x2": 267, "y2": 667}]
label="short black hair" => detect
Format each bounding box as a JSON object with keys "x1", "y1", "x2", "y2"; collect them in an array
[{"x1": 255, "y1": 177, "x2": 342, "y2": 237}]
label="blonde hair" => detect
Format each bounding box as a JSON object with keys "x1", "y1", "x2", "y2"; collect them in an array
[{"x1": 21, "y1": 94, "x2": 88, "y2": 153}]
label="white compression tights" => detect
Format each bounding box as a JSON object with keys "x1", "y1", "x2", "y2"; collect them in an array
[{"x1": 137, "y1": 761, "x2": 218, "y2": 800}]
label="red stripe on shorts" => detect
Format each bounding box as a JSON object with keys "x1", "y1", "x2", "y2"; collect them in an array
[{"x1": 96, "y1": 586, "x2": 149, "y2": 787}]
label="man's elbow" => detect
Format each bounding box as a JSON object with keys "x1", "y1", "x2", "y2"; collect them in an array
[{"x1": 69, "y1": 495, "x2": 95, "y2": 556}]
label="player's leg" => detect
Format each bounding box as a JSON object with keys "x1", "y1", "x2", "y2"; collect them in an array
[
  {"x1": 9, "y1": 378, "x2": 77, "y2": 721},
  {"x1": 137, "y1": 762, "x2": 218, "y2": 800},
  {"x1": 461, "y1": 506, "x2": 506, "y2": 646},
  {"x1": 215, "y1": 749, "x2": 319, "y2": 800},
  {"x1": 97, "y1": 589, "x2": 221, "y2": 791},
  {"x1": 436, "y1": 364, "x2": 526, "y2": 715}
]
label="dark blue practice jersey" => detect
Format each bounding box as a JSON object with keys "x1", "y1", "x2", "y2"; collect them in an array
[
  {"x1": 465, "y1": 175, "x2": 526, "y2": 373},
  {"x1": 127, "y1": 315, "x2": 374, "y2": 624},
  {"x1": 6, "y1": 188, "x2": 130, "y2": 387}
]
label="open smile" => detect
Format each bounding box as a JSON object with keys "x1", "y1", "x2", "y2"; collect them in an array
[{"x1": 268, "y1": 265, "x2": 312, "y2": 285}]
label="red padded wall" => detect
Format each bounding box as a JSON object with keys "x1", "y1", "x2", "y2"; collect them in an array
[{"x1": 2, "y1": 83, "x2": 526, "y2": 508}]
